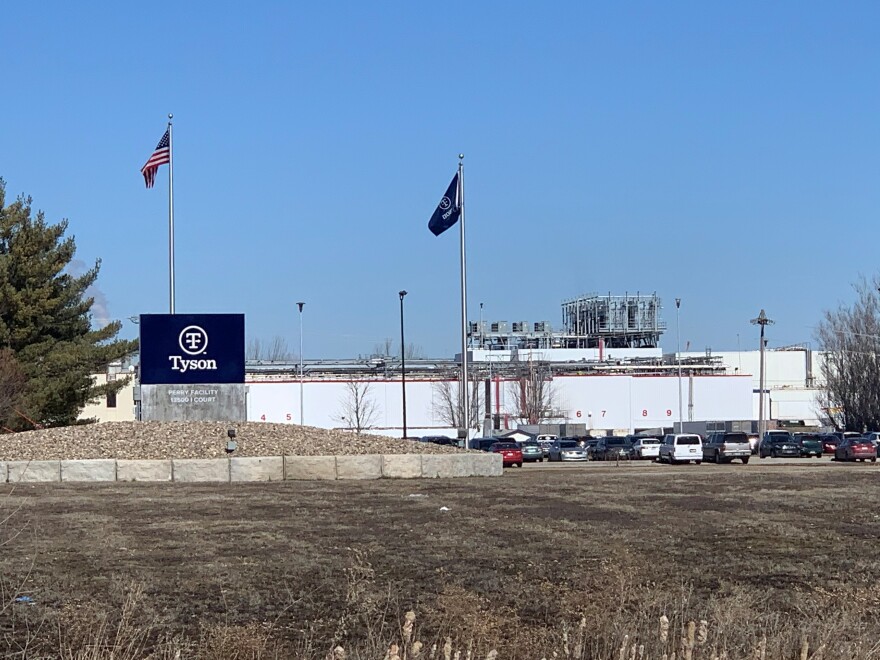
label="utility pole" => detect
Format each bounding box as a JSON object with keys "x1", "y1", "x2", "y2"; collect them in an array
[
  {"x1": 750, "y1": 309, "x2": 774, "y2": 442},
  {"x1": 297, "y1": 302, "x2": 305, "y2": 425},
  {"x1": 675, "y1": 298, "x2": 682, "y2": 433},
  {"x1": 399, "y1": 290, "x2": 408, "y2": 439}
]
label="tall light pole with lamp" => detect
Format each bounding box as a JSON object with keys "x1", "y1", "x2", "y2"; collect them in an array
[
  {"x1": 750, "y1": 309, "x2": 774, "y2": 441},
  {"x1": 675, "y1": 298, "x2": 683, "y2": 433},
  {"x1": 297, "y1": 302, "x2": 305, "y2": 425},
  {"x1": 399, "y1": 290, "x2": 408, "y2": 439}
]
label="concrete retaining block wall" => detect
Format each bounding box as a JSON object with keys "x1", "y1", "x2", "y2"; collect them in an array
[
  {"x1": 336, "y1": 454, "x2": 382, "y2": 480},
  {"x1": 422, "y1": 454, "x2": 475, "y2": 478},
  {"x1": 172, "y1": 458, "x2": 230, "y2": 482},
  {"x1": 117, "y1": 460, "x2": 172, "y2": 482},
  {"x1": 470, "y1": 453, "x2": 504, "y2": 477},
  {"x1": 284, "y1": 456, "x2": 337, "y2": 480},
  {"x1": 0, "y1": 453, "x2": 502, "y2": 483},
  {"x1": 231, "y1": 456, "x2": 283, "y2": 482},
  {"x1": 61, "y1": 459, "x2": 117, "y2": 482},
  {"x1": 8, "y1": 460, "x2": 61, "y2": 483},
  {"x1": 382, "y1": 454, "x2": 422, "y2": 478}
]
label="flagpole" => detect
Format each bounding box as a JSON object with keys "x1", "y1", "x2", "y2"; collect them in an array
[
  {"x1": 458, "y1": 154, "x2": 469, "y2": 444},
  {"x1": 167, "y1": 113, "x2": 176, "y2": 314}
]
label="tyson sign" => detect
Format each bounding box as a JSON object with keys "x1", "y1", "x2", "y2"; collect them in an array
[{"x1": 139, "y1": 314, "x2": 245, "y2": 385}]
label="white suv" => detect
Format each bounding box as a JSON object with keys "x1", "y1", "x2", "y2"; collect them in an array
[{"x1": 659, "y1": 434, "x2": 703, "y2": 465}]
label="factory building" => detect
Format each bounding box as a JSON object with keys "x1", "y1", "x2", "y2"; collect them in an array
[{"x1": 80, "y1": 293, "x2": 830, "y2": 435}]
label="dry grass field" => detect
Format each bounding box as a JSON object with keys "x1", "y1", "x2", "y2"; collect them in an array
[{"x1": 2, "y1": 462, "x2": 880, "y2": 658}]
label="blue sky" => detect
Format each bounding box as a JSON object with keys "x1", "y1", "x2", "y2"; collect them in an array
[{"x1": 1, "y1": 2, "x2": 878, "y2": 358}]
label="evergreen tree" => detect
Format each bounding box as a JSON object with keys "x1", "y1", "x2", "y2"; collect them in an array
[{"x1": 0, "y1": 179, "x2": 137, "y2": 428}]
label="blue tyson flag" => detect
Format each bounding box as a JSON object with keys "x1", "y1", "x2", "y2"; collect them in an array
[{"x1": 428, "y1": 173, "x2": 461, "y2": 236}]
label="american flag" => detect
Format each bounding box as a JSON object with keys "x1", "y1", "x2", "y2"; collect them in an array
[{"x1": 141, "y1": 129, "x2": 170, "y2": 189}]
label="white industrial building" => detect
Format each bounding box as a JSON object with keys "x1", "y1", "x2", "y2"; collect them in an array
[
  {"x1": 679, "y1": 346, "x2": 826, "y2": 426},
  {"x1": 80, "y1": 293, "x2": 830, "y2": 434},
  {"x1": 246, "y1": 371, "x2": 753, "y2": 438}
]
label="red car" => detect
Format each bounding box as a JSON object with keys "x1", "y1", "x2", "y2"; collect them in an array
[
  {"x1": 834, "y1": 437, "x2": 877, "y2": 462},
  {"x1": 490, "y1": 442, "x2": 523, "y2": 468}
]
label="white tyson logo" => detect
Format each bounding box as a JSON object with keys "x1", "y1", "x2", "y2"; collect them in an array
[
  {"x1": 179, "y1": 325, "x2": 209, "y2": 355},
  {"x1": 169, "y1": 325, "x2": 217, "y2": 373},
  {"x1": 439, "y1": 196, "x2": 452, "y2": 211}
]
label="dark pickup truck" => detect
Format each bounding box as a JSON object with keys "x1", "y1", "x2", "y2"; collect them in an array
[{"x1": 591, "y1": 436, "x2": 633, "y2": 461}]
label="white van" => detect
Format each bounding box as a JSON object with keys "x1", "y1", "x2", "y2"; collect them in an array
[{"x1": 659, "y1": 434, "x2": 703, "y2": 465}]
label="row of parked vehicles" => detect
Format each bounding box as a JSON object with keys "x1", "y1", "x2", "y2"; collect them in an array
[{"x1": 448, "y1": 429, "x2": 880, "y2": 468}]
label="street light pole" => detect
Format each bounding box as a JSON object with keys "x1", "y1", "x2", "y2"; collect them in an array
[
  {"x1": 751, "y1": 309, "x2": 774, "y2": 441},
  {"x1": 675, "y1": 298, "x2": 683, "y2": 434},
  {"x1": 399, "y1": 290, "x2": 408, "y2": 439},
  {"x1": 297, "y1": 302, "x2": 305, "y2": 426}
]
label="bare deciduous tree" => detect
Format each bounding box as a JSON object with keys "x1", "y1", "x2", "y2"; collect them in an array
[
  {"x1": 247, "y1": 336, "x2": 295, "y2": 362},
  {"x1": 508, "y1": 359, "x2": 556, "y2": 425},
  {"x1": 336, "y1": 380, "x2": 379, "y2": 434},
  {"x1": 816, "y1": 275, "x2": 880, "y2": 432},
  {"x1": 0, "y1": 349, "x2": 26, "y2": 430},
  {"x1": 403, "y1": 342, "x2": 424, "y2": 360},
  {"x1": 372, "y1": 338, "x2": 395, "y2": 358},
  {"x1": 432, "y1": 373, "x2": 483, "y2": 431},
  {"x1": 371, "y1": 340, "x2": 423, "y2": 359}
]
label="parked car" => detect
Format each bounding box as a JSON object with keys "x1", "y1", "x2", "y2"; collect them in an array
[
  {"x1": 469, "y1": 437, "x2": 500, "y2": 452},
  {"x1": 759, "y1": 430, "x2": 795, "y2": 453},
  {"x1": 517, "y1": 440, "x2": 544, "y2": 463},
  {"x1": 834, "y1": 436, "x2": 877, "y2": 462},
  {"x1": 629, "y1": 437, "x2": 662, "y2": 460},
  {"x1": 865, "y1": 432, "x2": 880, "y2": 453},
  {"x1": 422, "y1": 435, "x2": 456, "y2": 446},
  {"x1": 538, "y1": 440, "x2": 553, "y2": 458},
  {"x1": 548, "y1": 439, "x2": 589, "y2": 462},
  {"x1": 818, "y1": 433, "x2": 841, "y2": 455},
  {"x1": 793, "y1": 433, "x2": 823, "y2": 458},
  {"x1": 489, "y1": 441, "x2": 523, "y2": 467},
  {"x1": 592, "y1": 436, "x2": 633, "y2": 461},
  {"x1": 817, "y1": 432, "x2": 861, "y2": 455},
  {"x1": 759, "y1": 432, "x2": 800, "y2": 458},
  {"x1": 702, "y1": 432, "x2": 751, "y2": 464},
  {"x1": 658, "y1": 434, "x2": 703, "y2": 465},
  {"x1": 583, "y1": 438, "x2": 600, "y2": 459},
  {"x1": 536, "y1": 434, "x2": 558, "y2": 444}
]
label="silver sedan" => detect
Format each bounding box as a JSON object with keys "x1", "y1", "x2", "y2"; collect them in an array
[{"x1": 548, "y1": 440, "x2": 589, "y2": 462}]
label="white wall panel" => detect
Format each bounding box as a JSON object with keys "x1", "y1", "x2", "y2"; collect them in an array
[{"x1": 248, "y1": 374, "x2": 754, "y2": 437}]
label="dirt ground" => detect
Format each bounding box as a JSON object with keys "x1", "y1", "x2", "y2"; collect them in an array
[{"x1": 3, "y1": 462, "x2": 880, "y2": 658}]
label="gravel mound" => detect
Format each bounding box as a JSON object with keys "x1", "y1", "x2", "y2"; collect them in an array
[{"x1": 0, "y1": 421, "x2": 467, "y2": 460}]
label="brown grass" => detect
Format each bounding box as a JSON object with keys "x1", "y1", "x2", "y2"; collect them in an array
[{"x1": 3, "y1": 464, "x2": 880, "y2": 658}]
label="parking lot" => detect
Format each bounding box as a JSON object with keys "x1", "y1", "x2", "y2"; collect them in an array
[{"x1": 514, "y1": 453, "x2": 848, "y2": 471}]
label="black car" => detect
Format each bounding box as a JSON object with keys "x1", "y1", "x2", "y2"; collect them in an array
[
  {"x1": 583, "y1": 439, "x2": 600, "y2": 459},
  {"x1": 591, "y1": 436, "x2": 633, "y2": 461},
  {"x1": 468, "y1": 437, "x2": 499, "y2": 452},
  {"x1": 422, "y1": 435, "x2": 456, "y2": 446},
  {"x1": 759, "y1": 432, "x2": 800, "y2": 458}
]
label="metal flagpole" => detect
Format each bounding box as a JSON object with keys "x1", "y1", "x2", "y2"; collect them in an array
[
  {"x1": 458, "y1": 154, "x2": 469, "y2": 445},
  {"x1": 167, "y1": 113, "x2": 176, "y2": 314}
]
